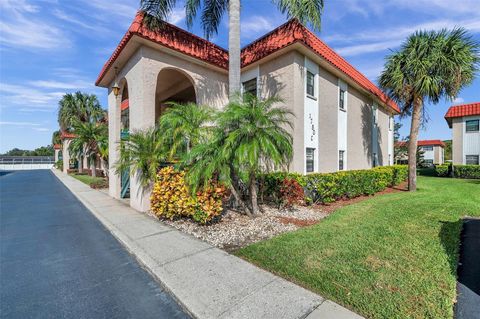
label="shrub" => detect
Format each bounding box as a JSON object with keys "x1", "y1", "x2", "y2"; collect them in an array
[
  {"x1": 150, "y1": 166, "x2": 227, "y2": 224},
  {"x1": 90, "y1": 178, "x2": 109, "y2": 189},
  {"x1": 435, "y1": 164, "x2": 450, "y2": 177},
  {"x1": 261, "y1": 165, "x2": 408, "y2": 205},
  {"x1": 55, "y1": 159, "x2": 63, "y2": 171},
  {"x1": 279, "y1": 178, "x2": 304, "y2": 208},
  {"x1": 453, "y1": 165, "x2": 480, "y2": 179}
]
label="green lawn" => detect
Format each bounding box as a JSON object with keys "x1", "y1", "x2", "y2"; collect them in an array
[
  {"x1": 236, "y1": 177, "x2": 480, "y2": 319},
  {"x1": 70, "y1": 173, "x2": 107, "y2": 188}
]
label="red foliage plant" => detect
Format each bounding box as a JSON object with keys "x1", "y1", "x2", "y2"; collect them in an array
[{"x1": 279, "y1": 178, "x2": 304, "y2": 208}]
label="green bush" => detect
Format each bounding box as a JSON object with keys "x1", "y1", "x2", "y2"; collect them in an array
[
  {"x1": 453, "y1": 165, "x2": 480, "y2": 179},
  {"x1": 435, "y1": 164, "x2": 450, "y2": 177},
  {"x1": 55, "y1": 159, "x2": 63, "y2": 171},
  {"x1": 261, "y1": 165, "x2": 408, "y2": 205}
]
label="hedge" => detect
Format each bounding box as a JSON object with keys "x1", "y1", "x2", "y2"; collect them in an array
[
  {"x1": 453, "y1": 165, "x2": 480, "y2": 179},
  {"x1": 261, "y1": 165, "x2": 408, "y2": 204},
  {"x1": 435, "y1": 164, "x2": 450, "y2": 177}
]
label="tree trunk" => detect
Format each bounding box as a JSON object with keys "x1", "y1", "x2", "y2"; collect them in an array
[
  {"x1": 228, "y1": 0, "x2": 241, "y2": 99},
  {"x1": 78, "y1": 155, "x2": 83, "y2": 174},
  {"x1": 408, "y1": 98, "x2": 423, "y2": 191},
  {"x1": 249, "y1": 172, "x2": 260, "y2": 216},
  {"x1": 229, "y1": 164, "x2": 253, "y2": 216},
  {"x1": 91, "y1": 157, "x2": 96, "y2": 177}
]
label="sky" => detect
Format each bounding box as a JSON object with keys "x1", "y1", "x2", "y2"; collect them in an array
[{"x1": 0, "y1": 0, "x2": 479, "y2": 152}]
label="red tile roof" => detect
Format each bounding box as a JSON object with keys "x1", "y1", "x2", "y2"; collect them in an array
[
  {"x1": 444, "y1": 102, "x2": 480, "y2": 127},
  {"x1": 54, "y1": 144, "x2": 61, "y2": 150},
  {"x1": 61, "y1": 131, "x2": 76, "y2": 139},
  {"x1": 95, "y1": 12, "x2": 228, "y2": 86},
  {"x1": 96, "y1": 13, "x2": 399, "y2": 114},
  {"x1": 121, "y1": 99, "x2": 129, "y2": 111},
  {"x1": 396, "y1": 140, "x2": 445, "y2": 148}
]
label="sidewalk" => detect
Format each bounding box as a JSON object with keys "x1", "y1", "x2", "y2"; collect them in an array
[{"x1": 52, "y1": 169, "x2": 363, "y2": 319}]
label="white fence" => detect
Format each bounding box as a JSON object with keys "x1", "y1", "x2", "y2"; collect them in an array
[{"x1": 0, "y1": 156, "x2": 55, "y2": 170}]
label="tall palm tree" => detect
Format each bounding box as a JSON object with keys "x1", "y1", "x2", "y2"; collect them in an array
[
  {"x1": 58, "y1": 92, "x2": 104, "y2": 131},
  {"x1": 379, "y1": 28, "x2": 479, "y2": 191},
  {"x1": 140, "y1": 0, "x2": 324, "y2": 98},
  {"x1": 158, "y1": 102, "x2": 215, "y2": 159},
  {"x1": 186, "y1": 94, "x2": 293, "y2": 216},
  {"x1": 114, "y1": 127, "x2": 166, "y2": 187},
  {"x1": 69, "y1": 119, "x2": 108, "y2": 177}
]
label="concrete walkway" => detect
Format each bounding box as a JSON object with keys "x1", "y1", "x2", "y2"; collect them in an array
[{"x1": 53, "y1": 169, "x2": 363, "y2": 319}]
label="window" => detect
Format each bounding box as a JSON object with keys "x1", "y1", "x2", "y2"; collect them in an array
[
  {"x1": 466, "y1": 119, "x2": 479, "y2": 132},
  {"x1": 373, "y1": 152, "x2": 377, "y2": 167},
  {"x1": 339, "y1": 150, "x2": 345, "y2": 170},
  {"x1": 422, "y1": 146, "x2": 433, "y2": 151},
  {"x1": 466, "y1": 155, "x2": 479, "y2": 165},
  {"x1": 306, "y1": 71, "x2": 315, "y2": 97},
  {"x1": 242, "y1": 78, "x2": 257, "y2": 97},
  {"x1": 306, "y1": 148, "x2": 315, "y2": 173},
  {"x1": 424, "y1": 159, "x2": 434, "y2": 165},
  {"x1": 339, "y1": 89, "x2": 346, "y2": 110}
]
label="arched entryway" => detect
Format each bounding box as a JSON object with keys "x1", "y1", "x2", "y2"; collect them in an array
[
  {"x1": 155, "y1": 68, "x2": 196, "y2": 121},
  {"x1": 120, "y1": 81, "x2": 130, "y2": 198}
]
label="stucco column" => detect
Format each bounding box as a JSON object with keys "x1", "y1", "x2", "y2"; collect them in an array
[
  {"x1": 54, "y1": 149, "x2": 60, "y2": 162},
  {"x1": 127, "y1": 51, "x2": 157, "y2": 212},
  {"x1": 108, "y1": 88, "x2": 121, "y2": 199},
  {"x1": 62, "y1": 139, "x2": 71, "y2": 174}
]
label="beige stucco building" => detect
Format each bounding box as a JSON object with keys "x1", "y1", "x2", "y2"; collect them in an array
[
  {"x1": 445, "y1": 102, "x2": 480, "y2": 165},
  {"x1": 96, "y1": 13, "x2": 400, "y2": 212},
  {"x1": 395, "y1": 140, "x2": 445, "y2": 165}
]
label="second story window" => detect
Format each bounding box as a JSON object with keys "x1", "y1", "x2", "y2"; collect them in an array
[
  {"x1": 466, "y1": 119, "x2": 479, "y2": 132},
  {"x1": 242, "y1": 78, "x2": 257, "y2": 97},
  {"x1": 306, "y1": 71, "x2": 315, "y2": 97},
  {"x1": 422, "y1": 146, "x2": 433, "y2": 151},
  {"x1": 339, "y1": 89, "x2": 346, "y2": 110}
]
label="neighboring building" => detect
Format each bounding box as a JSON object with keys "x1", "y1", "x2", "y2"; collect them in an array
[
  {"x1": 61, "y1": 131, "x2": 75, "y2": 174},
  {"x1": 96, "y1": 13, "x2": 400, "y2": 211},
  {"x1": 395, "y1": 140, "x2": 445, "y2": 165},
  {"x1": 445, "y1": 102, "x2": 480, "y2": 165}
]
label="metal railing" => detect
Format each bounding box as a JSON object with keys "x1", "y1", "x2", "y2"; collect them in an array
[{"x1": 0, "y1": 156, "x2": 55, "y2": 170}]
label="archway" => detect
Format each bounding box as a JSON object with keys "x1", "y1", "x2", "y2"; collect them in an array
[
  {"x1": 120, "y1": 81, "x2": 130, "y2": 198},
  {"x1": 155, "y1": 68, "x2": 197, "y2": 122}
]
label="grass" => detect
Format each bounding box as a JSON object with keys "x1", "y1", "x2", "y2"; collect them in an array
[
  {"x1": 70, "y1": 173, "x2": 107, "y2": 188},
  {"x1": 236, "y1": 176, "x2": 480, "y2": 319}
]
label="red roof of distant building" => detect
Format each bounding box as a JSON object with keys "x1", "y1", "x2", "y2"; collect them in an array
[
  {"x1": 444, "y1": 102, "x2": 480, "y2": 127},
  {"x1": 54, "y1": 144, "x2": 61, "y2": 150},
  {"x1": 61, "y1": 131, "x2": 76, "y2": 139},
  {"x1": 96, "y1": 13, "x2": 399, "y2": 114},
  {"x1": 396, "y1": 140, "x2": 445, "y2": 148}
]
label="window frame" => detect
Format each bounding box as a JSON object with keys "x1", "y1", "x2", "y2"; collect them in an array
[
  {"x1": 242, "y1": 78, "x2": 257, "y2": 97},
  {"x1": 339, "y1": 150, "x2": 345, "y2": 171},
  {"x1": 306, "y1": 148, "x2": 315, "y2": 173},
  {"x1": 466, "y1": 155, "x2": 479, "y2": 165},
  {"x1": 339, "y1": 89, "x2": 346, "y2": 111},
  {"x1": 466, "y1": 119, "x2": 479, "y2": 132},
  {"x1": 306, "y1": 71, "x2": 316, "y2": 99},
  {"x1": 422, "y1": 145, "x2": 433, "y2": 151}
]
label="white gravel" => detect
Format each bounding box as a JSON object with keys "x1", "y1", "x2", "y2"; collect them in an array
[{"x1": 155, "y1": 205, "x2": 327, "y2": 251}]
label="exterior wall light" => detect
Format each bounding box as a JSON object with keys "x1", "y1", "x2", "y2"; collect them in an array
[{"x1": 112, "y1": 66, "x2": 120, "y2": 97}]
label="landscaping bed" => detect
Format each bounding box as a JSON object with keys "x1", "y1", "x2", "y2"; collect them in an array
[
  {"x1": 70, "y1": 173, "x2": 108, "y2": 189},
  {"x1": 236, "y1": 176, "x2": 480, "y2": 319}
]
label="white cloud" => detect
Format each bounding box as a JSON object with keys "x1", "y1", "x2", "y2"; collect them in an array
[
  {"x1": 167, "y1": 8, "x2": 185, "y2": 25},
  {"x1": 335, "y1": 40, "x2": 400, "y2": 57},
  {"x1": 0, "y1": 0, "x2": 70, "y2": 50},
  {"x1": 0, "y1": 83, "x2": 64, "y2": 108},
  {"x1": 29, "y1": 80, "x2": 92, "y2": 90},
  {"x1": 0, "y1": 121, "x2": 40, "y2": 126},
  {"x1": 33, "y1": 127, "x2": 51, "y2": 132},
  {"x1": 241, "y1": 16, "x2": 274, "y2": 35},
  {"x1": 453, "y1": 97, "x2": 465, "y2": 104}
]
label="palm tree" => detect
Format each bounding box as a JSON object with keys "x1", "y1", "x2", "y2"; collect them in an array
[
  {"x1": 186, "y1": 94, "x2": 293, "y2": 216},
  {"x1": 51, "y1": 130, "x2": 61, "y2": 145},
  {"x1": 58, "y1": 92, "x2": 104, "y2": 131},
  {"x1": 69, "y1": 119, "x2": 108, "y2": 177},
  {"x1": 140, "y1": 0, "x2": 324, "y2": 98},
  {"x1": 158, "y1": 102, "x2": 215, "y2": 159},
  {"x1": 114, "y1": 127, "x2": 166, "y2": 187},
  {"x1": 379, "y1": 28, "x2": 479, "y2": 191}
]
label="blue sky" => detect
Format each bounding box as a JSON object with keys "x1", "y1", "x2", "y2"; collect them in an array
[{"x1": 0, "y1": 0, "x2": 479, "y2": 152}]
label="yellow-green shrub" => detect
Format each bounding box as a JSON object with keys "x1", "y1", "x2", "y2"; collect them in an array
[{"x1": 150, "y1": 166, "x2": 226, "y2": 224}]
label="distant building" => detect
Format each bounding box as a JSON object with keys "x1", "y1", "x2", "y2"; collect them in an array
[
  {"x1": 395, "y1": 140, "x2": 445, "y2": 165},
  {"x1": 445, "y1": 102, "x2": 480, "y2": 165}
]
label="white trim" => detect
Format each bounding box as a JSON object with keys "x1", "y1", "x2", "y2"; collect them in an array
[
  {"x1": 240, "y1": 66, "x2": 260, "y2": 97},
  {"x1": 304, "y1": 57, "x2": 319, "y2": 173},
  {"x1": 337, "y1": 79, "x2": 348, "y2": 170}
]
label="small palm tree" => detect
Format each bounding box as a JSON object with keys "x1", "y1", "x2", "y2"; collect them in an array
[
  {"x1": 379, "y1": 28, "x2": 479, "y2": 191},
  {"x1": 158, "y1": 102, "x2": 215, "y2": 159},
  {"x1": 140, "y1": 0, "x2": 324, "y2": 98},
  {"x1": 186, "y1": 94, "x2": 293, "y2": 216},
  {"x1": 69, "y1": 119, "x2": 108, "y2": 177},
  {"x1": 58, "y1": 92, "x2": 104, "y2": 131},
  {"x1": 114, "y1": 127, "x2": 166, "y2": 187}
]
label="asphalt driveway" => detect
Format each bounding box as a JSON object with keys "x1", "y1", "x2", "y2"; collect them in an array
[{"x1": 0, "y1": 170, "x2": 189, "y2": 319}]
